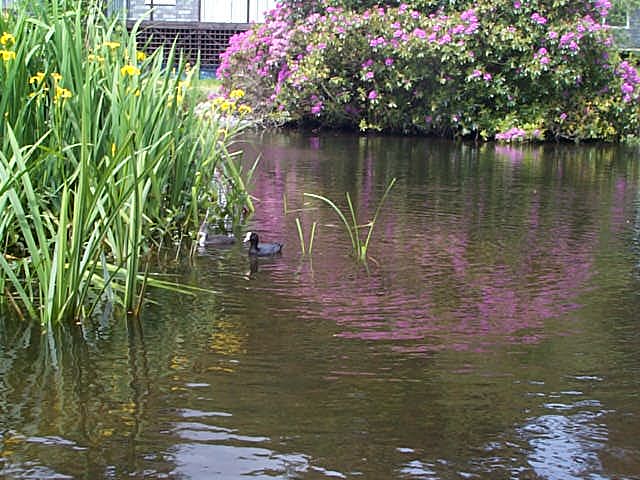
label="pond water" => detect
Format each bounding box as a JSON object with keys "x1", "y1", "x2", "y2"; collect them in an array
[{"x1": 2, "y1": 132, "x2": 640, "y2": 479}]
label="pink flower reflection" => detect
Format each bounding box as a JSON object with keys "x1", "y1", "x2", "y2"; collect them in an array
[{"x1": 240, "y1": 135, "x2": 632, "y2": 355}]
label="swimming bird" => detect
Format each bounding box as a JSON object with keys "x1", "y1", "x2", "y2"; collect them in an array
[
  {"x1": 243, "y1": 231, "x2": 283, "y2": 256},
  {"x1": 198, "y1": 222, "x2": 236, "y2": 247}
]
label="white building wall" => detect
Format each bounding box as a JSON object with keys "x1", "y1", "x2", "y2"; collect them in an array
[
  {"x1": 201, "y1": 0, "x2": 275, "y2": 23},
  {"x1": 120, "y1": 0, "x2": 276, "y2": 22}
]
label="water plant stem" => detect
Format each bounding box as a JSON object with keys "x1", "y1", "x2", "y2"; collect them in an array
[{"x1": 295, "y1": 218, "x2": 318, "y2": 256}]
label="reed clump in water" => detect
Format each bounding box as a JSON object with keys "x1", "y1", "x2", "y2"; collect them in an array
[
  {"x1": 0, "y1": 0, "x2": 252, "y2": 325},
  {"x1": 304, "y1": 178, "x2": 396, "y2": 263}
]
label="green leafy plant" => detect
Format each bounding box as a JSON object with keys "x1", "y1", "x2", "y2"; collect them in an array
[
  {"x1": 218, "y1": 1, "x2": 640, "y2": 142},
  {"x1": 0, "y1": 0, "x2": 251, "y2": 324}
]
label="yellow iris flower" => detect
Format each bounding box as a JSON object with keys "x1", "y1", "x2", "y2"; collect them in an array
[
  {"x1": 54, "y1": 86, "x2": 72, "y2": 103},
  {"x1": 229, "y1": 89, "x2": 245, "y2": 100},
  {"x1": 29, "y1": 72, "x2": 45, "y2": 85},
  {"x1": 103, "y1": 41, "x2": 121, "y2": 50},
  {"x1": 238, "y1": 104, "x2": 252, "y2": 115},
  {"x1": 120, "y1": 64, "x2": 141, "y2": 77},
  {"x1": 0, "y1": 31, "x2": 15, "y2": 46},
  {"x1": 1, "y1": 49, "x2": 16, "y2": 61}
]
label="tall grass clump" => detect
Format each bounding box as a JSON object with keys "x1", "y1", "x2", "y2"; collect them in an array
[
  {"x1": 0, "y1": 0, "x2": 253, "y2": 324},
  {"x1": 304, "y1": 178, "x2": 396, "y2": 263}
]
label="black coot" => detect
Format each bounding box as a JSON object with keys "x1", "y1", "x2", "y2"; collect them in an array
[
  {"x1": 198, "y1": 222, "x2": 236, "y2": 247},
  {"x1": 243, "y1": 231, "x2": 283, "y2": 256}
]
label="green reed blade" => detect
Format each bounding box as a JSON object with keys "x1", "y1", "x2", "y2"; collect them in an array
[
  {"x1": 304, "y1": 192, "x2": 357, "y2": 253},
  {"x1": 0, "y1": 255, "x2": 37, "y2": 319},
  {"x1": 345, "y1": 192, "x2": 362, "y2": 257},
  {"x1": 295, "y1": 217, "x2": 305, "y2": 255},
  {"x1": 308, "y1": 222, "x2": 317, "y2": 256},
  {"x1": 362, "y1": 177, "x2": 396, "y2": 260}
]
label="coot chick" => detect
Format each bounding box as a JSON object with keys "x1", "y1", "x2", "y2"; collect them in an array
[
  {"x1": 198, "y1": 222, "x2": 236, "y2": 247},
  {"x1": 243, "y1": 231, "x2": 283, "y2": 256}
]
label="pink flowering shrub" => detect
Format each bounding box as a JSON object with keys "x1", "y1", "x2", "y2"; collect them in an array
[{"x1": 217, "y1": 0, "x2": 640, "y2": 141}]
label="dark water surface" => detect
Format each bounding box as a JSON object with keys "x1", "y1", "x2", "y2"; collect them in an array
[{"x1": 2, "y1": 132, "x2": 640, "y2": 479}]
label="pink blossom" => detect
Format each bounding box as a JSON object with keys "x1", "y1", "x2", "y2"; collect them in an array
[
  {"x1": 460, "y1": 8, "x2": 477, "y2": 23},
  {"x1": 384, "y1": 57, "x2": 394, "y2": 66},
  {"x1": 621, "y1": 83, "x2": 634, "y2": 94},
  {"x1": 311, "y1": 102, "x2": 323, "y2": 114},
  {"x1": 531, "y1": 12, "x2": 547, "y2": 25},
  {"x1": 451, "y1": 24, "x2": 465, "y2": 35},
  {"x1": 495, "y1": 127, "x2": 527, "y2": 141},
  {"x1": 413, "y1": 28, "x2": 426, "y2": 39},
  {"x1": 368, "y1": 90, "x2": 378, "y2": 100},
  {"x1": 559, "y1": 32, "x2": 575, "y2": 46},
  {"x1": 594, "y1": 0, "x2": 611, "y2": 17}
]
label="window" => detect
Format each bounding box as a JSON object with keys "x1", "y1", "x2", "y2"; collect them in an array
[
  {"x1": 606, "y1": 4, "x2": 630, "y2": 28},
  {"x1": 144, "y1": 0, "x2": 177, "y2": 5}
]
